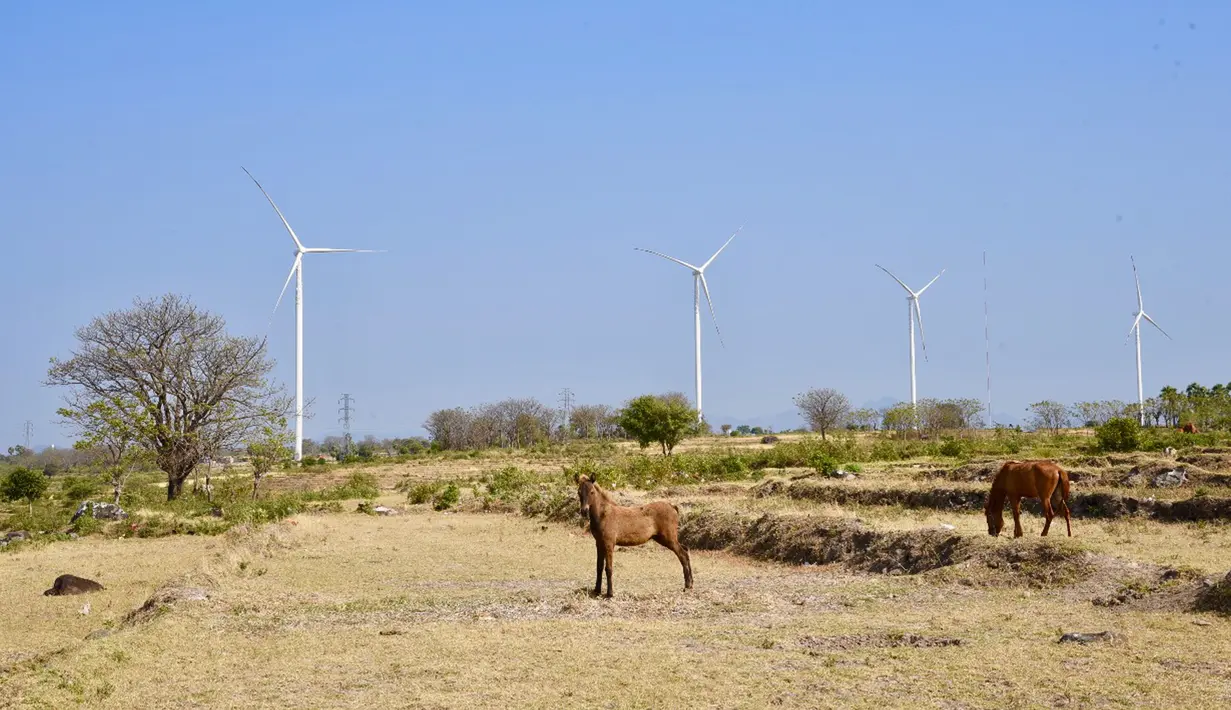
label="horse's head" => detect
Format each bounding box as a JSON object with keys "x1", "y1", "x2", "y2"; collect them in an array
[
  {"x1": 576, "y1": 474, "x2": 597, "y2": 519},
  {"x1": 985, "y1": 502, "x2": 1004, "y2": 537}
]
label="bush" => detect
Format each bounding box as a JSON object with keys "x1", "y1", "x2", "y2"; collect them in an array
[
  {"x1": 404, "y1": 481, "x2": 444, "y2": 505},
  {"x1": 60, "y1": 475, "x2": 104, "y2": 509},
  {"x1": 938, "y1": 439, "x2": 968, "y2": 458},
  {"x1": 811, "y1": 452, "x2": 840, "y2": 477},
  {"x1": 71, "y1": 514, "x2": 104, "y2": 536},
  {"x1": 433, "y1": 483, "x2": 460, "y2": 511},
  {"x1": 484, "y1": 467, "x2": 536, "y2": 496},
  {"x1": 1096, "y1": 417, "x2": 1141, "y2": 453}
]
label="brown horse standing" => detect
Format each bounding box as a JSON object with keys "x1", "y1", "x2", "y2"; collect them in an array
[
  {"x1": 1181, "y1": 422, "x2": 1199, "y2": 434},
  {"x1": 985, "y1": 460, "x2": 1072, "y2": 538},
  {"x1": 576, "y1": 474, "x2": 693, "y2": 598}
]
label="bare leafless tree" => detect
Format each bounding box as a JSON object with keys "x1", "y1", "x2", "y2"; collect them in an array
[
  {"x1": 793, "y1": 388, "x2": 851, "y2": 440},
  {"x1": 46, "y1": 294, "x2": 290, "y2": 500}
]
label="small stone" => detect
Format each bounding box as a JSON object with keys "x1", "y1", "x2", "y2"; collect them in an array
[
  {"x1": 1059, "y1": 631, "x2": 1117, "y2": 644},
  {"x1": 1194, "y1": 619, "x2": 1213, "y2": 626}
]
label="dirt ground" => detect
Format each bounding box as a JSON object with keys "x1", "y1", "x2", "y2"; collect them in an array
[{"x1": 4, "y1": 506, "x2": 1231, "y2": 709}]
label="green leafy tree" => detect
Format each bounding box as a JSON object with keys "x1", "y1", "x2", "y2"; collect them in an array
[
  {"x1": 246, "y1": 420, "x2": 293, "y2": 499},
  {"x1": 1, "y1": 467, "x2": 50, "y2": 514},
  {"x1": 46, "y1": 294, "x2": 290, "y2": 501},
  {"x1": 617, "y1": 394, "x2": 698, "y2": 455},
  {"x1": 61, "y1": 398, "x2": 152, "y2": 504}
]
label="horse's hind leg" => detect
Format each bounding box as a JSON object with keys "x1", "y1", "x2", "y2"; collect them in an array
[
  {"x1": 655, "y1": 533, "x2": 693, "y2": 590},
  {"x1": 1040, "y1": 483, "x2": 1056, "y2": 537},
  {"x1": 1059, "y1": 496, "x2": 1072, "y2": 537}
]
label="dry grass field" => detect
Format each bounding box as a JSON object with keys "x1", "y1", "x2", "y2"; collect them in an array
[
  {"x1": 4, "y1": 493, "x2": 1231, "y2": 708},
  {"x1": 6, "y1": 434, "x2": 1231, "y2": 708}
]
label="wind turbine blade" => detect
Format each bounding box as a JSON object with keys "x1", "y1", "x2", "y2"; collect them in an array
[
  {"x1": 1131, "y1": 256, "x2": 1144, "y2": 311},
  {"x1": 303, "y1": 248, "x2": 386, "y2": 254},
  {"x1": 1142, "y1": 313, "x2": 1173, "y2": 340},
  {"x1": 914, "y1": 298, "x2": 929, "y2": 361},
  {"x1": 634, "y1": 248, "x2": 700, "y2": 271},
  {"x1": 700, "y1": 224, "x2": 744, "y2": 270},
  {"x1": 1125, "y1": 313, "x2": 1143, "y2": 343},
  {"x1": 267, "y1": 254, "x2": 300, "y2": 332},
  {"x1": 916, "y1": 268, "x2": 946, "y2": 296},
  {"x1": 875, "y1": 264, "x2": 913, "y2": 294},
  {"x1": 243, "y1": 167, "x2": 305, "y2": 252},
  {"x1": 699, "y1": 272, "x2": 724, "y2": 348}
]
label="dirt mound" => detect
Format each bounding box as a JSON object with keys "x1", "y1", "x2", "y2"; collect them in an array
[
  {"x1": 798, "y1": 633, "x2": 962, "y2": 651},
  {"x1": 680, "y1": 510, "x2": 1092, "y2": 587},
  {"x1": 919, "y1": 462, "x2": 998, "y2": 483},
  {"x1": 1192, "y1": 571, "x2": 1231, "y2": 615},
  {"x1": 761, "y1": 479, "x2": 1231, "y2": 523},
  {"x1": 785, "y1": 480, "x2": 987, "y2": 511},
  {"x1": 656, "y1": 483, "x2": 746, "y2": 498}
]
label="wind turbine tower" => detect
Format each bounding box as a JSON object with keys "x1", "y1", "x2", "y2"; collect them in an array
[
  {"x1": 635, "y1": 227, "x2": 742, "y2": 423},
  {"x1": 1126, "y1": 256, "x2": 1171, "y2": 426},
  {"x1": 244, "y1": 168, "x2": 384, "y2": 461},
  {"x1": 876, "y1": 264, "x2": 945, "y2": 415}
]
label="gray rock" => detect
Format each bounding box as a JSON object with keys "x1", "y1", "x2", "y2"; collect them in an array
[
  {"x1": 372, "y1": 505, "x2": 399, "y2": 516},
  {"x1": 1152, "y1": 468, "x2": 1188, "y2": 488},
  {"x1": 1059, "y1": 631, "x2": 1118, "y2": 644},
  {"x1": 71, "y1": 501, "x2": 128, "y2": 523},
  {"x1": 3, "y1": 530, "x2": 31, "y2": 543}
]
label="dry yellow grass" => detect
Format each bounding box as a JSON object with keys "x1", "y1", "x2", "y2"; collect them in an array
[{"x1": 4, "y1": 507, "x2": 1231, "y2": 709}]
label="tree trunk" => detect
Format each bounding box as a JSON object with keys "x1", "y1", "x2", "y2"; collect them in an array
[
  {"x1": 112, "y1": 485, "x2": 122, "y2": 505},
  {"x1": 252, "y1": 474, "x2": 261, "y2": 500},
  {"x1": 166, "y1": 474, "x2": 186, "y2": 501}
]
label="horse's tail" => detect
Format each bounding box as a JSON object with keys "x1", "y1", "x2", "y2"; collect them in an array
[{"x1": 1058, "y1": 466, "x2": 1071, "y2": 502}]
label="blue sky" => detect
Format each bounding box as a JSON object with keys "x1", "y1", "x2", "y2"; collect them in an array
[{"x1": 2, "y1": 1, "x2": 1229, "y2": 446}]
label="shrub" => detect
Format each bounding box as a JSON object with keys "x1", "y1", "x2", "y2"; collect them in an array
[
  {"x1": 938, "y1": 439, "x2": 967, "y2": 458},
  {"x1": 811, "y1": 452, "x2": 840, "y2": 477},
  {"x1": 1096, "y1": 417, "x2": 1141, "y2": 453},
  {"x1": 60, "y1": 475, "x2": 104, "y2": 509},
  {"x1": 404, "y1": 481, "x2": 444, "y2": 505},
  {"x1": 70, "y1": 514, "x2": 104, "y2": 536},
  {"x1": 485, "y1": 467, "x2": 536, "y2": 496},
  {"x1": 433, "y1": 483, "x2": 460, "y2": 511}
]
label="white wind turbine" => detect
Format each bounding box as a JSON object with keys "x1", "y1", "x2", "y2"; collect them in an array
[
  {"x1": 1126, "y1": 256, "x2": 1171, "y2": 426},
  {"x1": 243, "y1": 167, "x2": 383, "y2": 461},
  {"x1": 635, "y1": 227, "x2": 742, "y2": 423},
  {"x1": 876, "y1": 264, "x2": 945, "y2": 416}
]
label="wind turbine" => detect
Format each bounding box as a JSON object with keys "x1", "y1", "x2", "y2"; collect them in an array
[
  {"x1": 876, "y1": 264, "x2": 945, "y2": 416},
  {"x1": 243, "y1": 167, "x2": 383, "y2": 461},
  {"x1": 635, "y1": 226, "x2": 742, "y2": 423},
  {"x1": 1126, "y1": 256, "x2": 1171, "y2": 426}
]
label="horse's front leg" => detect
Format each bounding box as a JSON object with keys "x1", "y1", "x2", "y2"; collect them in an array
[
  {"x1": 1011, "y1": 496, "x2": 1024, "y2": 538},
  {"x1": 603, "y1": 542, "x2": 616, "y2": 598},
  {"x1": 593, "y1": 541, "x2": 605, "y2": 597}
]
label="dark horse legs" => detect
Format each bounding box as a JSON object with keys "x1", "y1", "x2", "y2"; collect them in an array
[
  {"x1": 654, "y1": 534, "x2": 693, "y2": 589},
  {"x1": 593, "y1": 541, "x2": 605, "y2": 596}
]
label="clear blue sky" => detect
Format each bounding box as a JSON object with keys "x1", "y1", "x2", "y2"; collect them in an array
[{"x1": 2, "y1": 1, "x2": 1229, "y2": 446}]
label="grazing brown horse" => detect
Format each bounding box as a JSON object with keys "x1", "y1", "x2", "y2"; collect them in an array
[
  {"x1": 985, "y1": 460, "x2": 1072, "y2": 538},
  {"x1": 1181, "y1": 422, "x2": 1199, "y2": 434},
  {"x1": 576, "y1": 474, "x2": 693, "y2": 598}
]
